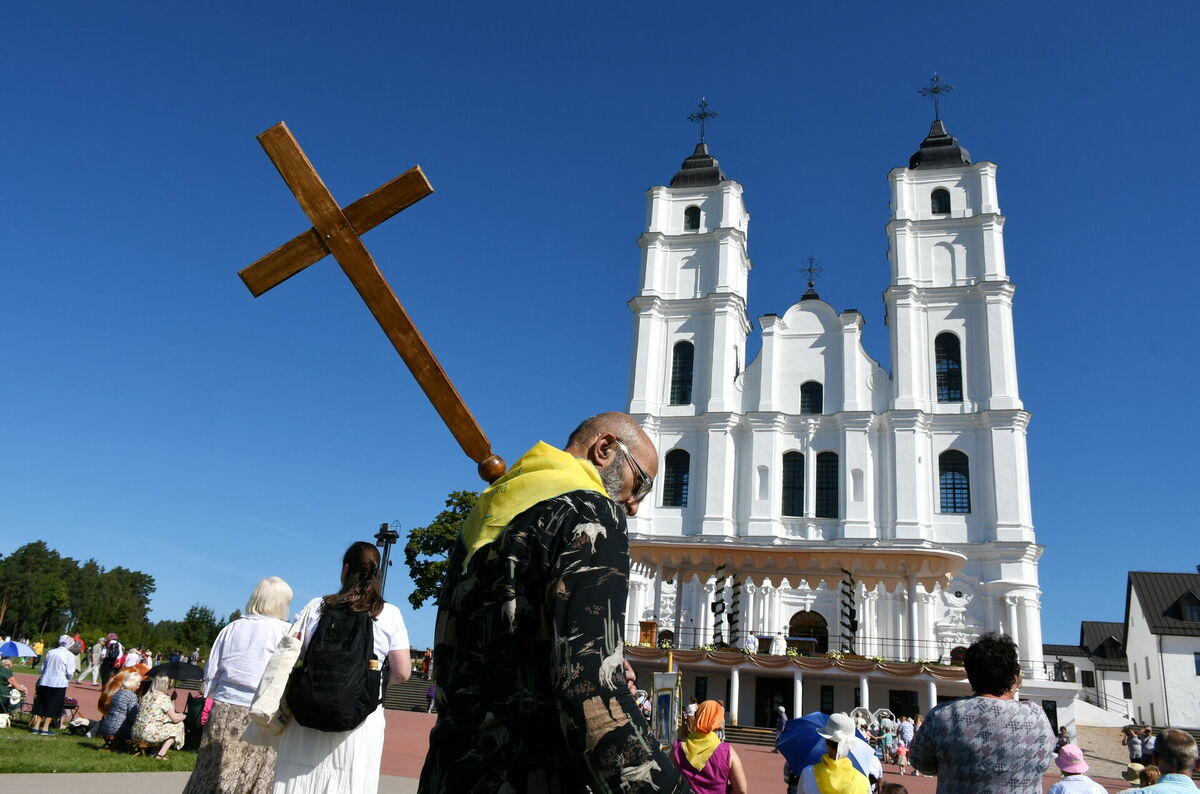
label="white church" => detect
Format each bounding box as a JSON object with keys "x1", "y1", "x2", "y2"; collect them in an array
[{"x1": 622, "y1": 117, "x2": 1079, "y2": 730}]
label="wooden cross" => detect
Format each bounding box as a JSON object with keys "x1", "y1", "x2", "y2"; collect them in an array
[{"x1": 238, "y1": 122, "x2": 506, "y2": 483}]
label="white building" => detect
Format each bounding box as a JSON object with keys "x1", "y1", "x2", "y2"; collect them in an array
[
  {"x1": 1124, "y1": 571, "x2": 1200, "y2": 728},
  {"x1": 622, "y1": 120, "x2": 1078, "y2": 729},
  {"x1": 1043, "y1": 621, "x2": 1133, "y2": 726}
]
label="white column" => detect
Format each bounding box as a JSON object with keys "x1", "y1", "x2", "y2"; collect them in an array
[
  {"x1": 793, "y1": 668, "x2": 804, "y2": 719},
  {"x1": 1004, "y1": 596, "x2": 1020, "y2": 649},
  {"x1": 743, "y1": 582, "x2": 756, "y2": 648},
  {"x1": 1019, "y1": 594, "x2": 1044, "y2": 676},
  {"x1": 859, "y1": 674, "x2": 870, "y2": 711},
  {"x1": 730, "y1": 666, "x2": 741, "y2": 726},
  {"x1": 672, "y1": 576, "x2": 684, "y2": 642},
  {"x1": 908, "y1": 576, "x2": 920, "y2": 662},
  {"x1": 699, "y1": 580, "x2": 713, "y2": 646},
  {"x1": 925, "y1": 679, "x2": 938, "y2": 714},
  {"x1": 862, "y1": 590, "x2": 876, "y2": 657},
  {"x1": 653, "y1": 569, "x2": 664, "y2": 623}
]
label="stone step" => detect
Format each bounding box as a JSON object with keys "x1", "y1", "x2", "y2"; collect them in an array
[
  {"x1": 383, "y1": 677, "x2": 435, "y2": 712},
  {"x1": 725, "y1": 725, "x2": 776, "y2": 747}
]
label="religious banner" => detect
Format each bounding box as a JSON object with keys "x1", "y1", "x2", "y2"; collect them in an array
[{"x1": 651, "y1": 671, "x2": 681, "y2": 750}]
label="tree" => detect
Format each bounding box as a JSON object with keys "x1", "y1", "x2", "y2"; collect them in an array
[
  {"x1": 403, "y1": 490, "x2": 477, "y2": 610},
  {"x1": 176, "y1": 604, "x2": 221, "y2": 653}
]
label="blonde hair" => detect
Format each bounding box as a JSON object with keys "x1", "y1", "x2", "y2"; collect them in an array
[
  {"x1": 0, "y1": 659, "x2": 11, "y2": 669},
  {"x1": 148, "y1": 675, "x2": 171, "y2": 695},
  {"x1": 122, "y1": 672, "x2": 142, "y2": 691},
  {"x1": 245, "y1": 576, "x2": 293, "y2": 620}
]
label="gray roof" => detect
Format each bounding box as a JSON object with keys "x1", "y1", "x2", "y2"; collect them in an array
[
  {"x1": 1126, "y1": 571, "x2": 1200, "y2": 638},
  {"x1": 908, "y1": 119, "x2": 972, "y2": 170},
  {"x1": 669, "y1": 143, "x2": 726, "y2": 188},
  {"x1": 1043, "y1": 643, "x2": 1088, "y2": 657},
  {"x1": 1080, "y1": 621, "x2": 1125, "y2": 652}
]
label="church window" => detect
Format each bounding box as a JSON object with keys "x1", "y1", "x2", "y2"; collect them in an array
[
  {"x1": 670, "y1": 341, "x2": 694, "y2": 405},
  {"x1": 931, "y1": 188, "x2": 951, "y2": 214},
  {"x1": 938, "y1": 450, "x2": 971, "y2": 513},
  {"x1": 782, "y1": 452, "x2": 805, "y2": 517},
  {"x1": 935, "y1": 333, "x2": 963, "y2": 403},
  {"x1": 663, "y1": 449, "x2": 690, "y2": 507},
  {"x1": 815, "y1": 452, "x2": 839, "y2": 518},
  {"x1": 684, "y1": 205, "x2": 701, "y2": 231},
  {"x1": 789, "y1": 611, "x2": 829, "y2": 655},
  {"x1": 800, "y1": 381, "x2": 823, "y2": 414}
]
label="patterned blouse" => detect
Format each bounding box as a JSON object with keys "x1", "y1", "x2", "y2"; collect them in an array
[
  {"x1": 907, "y1": 696, "x2": 1056, "y2": 794},
  {"x1": 418, "y1": 490, "x2": 688, "y2": 794},
  {"x1": 98, "y1": 688, "x2": 139, "y2": 738}
]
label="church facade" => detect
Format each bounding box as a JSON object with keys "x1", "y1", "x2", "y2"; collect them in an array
[{"x1": 622, "y1": 121, "x2": 1076, "y2": 729}]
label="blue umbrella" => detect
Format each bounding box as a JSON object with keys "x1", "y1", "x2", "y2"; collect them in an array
[
  {"x1": 0, "y1": 640, "x2": 36, "y2": 658},
  {"x1": 776, "y1": 711, "x2": 879, "y2": 778}
]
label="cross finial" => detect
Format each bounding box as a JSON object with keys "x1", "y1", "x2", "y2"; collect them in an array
[
  {"x1": 800, "y1": 255, "x2": 823, "y2": 291},
  {"x1": 688, "y1": 97, "x2": 718, "y2": 144},
  {"x1": 918, "y1": 73, "x2": 954, "y2": 120}
]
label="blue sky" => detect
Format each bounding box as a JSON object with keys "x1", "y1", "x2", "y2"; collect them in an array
[{"x1": 2, "y1": 2, "x2": 1197, "y2": 649}]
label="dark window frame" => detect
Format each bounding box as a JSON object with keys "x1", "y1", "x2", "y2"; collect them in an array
[
  {"x1": 938, "y1": 450, "x2": 971, "y2": 514},
  {"x1": 935, "y1": 332, "x2": 963, "y2": 403},
  {"x1": 670, "y1": 341, "x2": 694, "y2": 405},
  {"x1": 931, "y1": 188, "x2": 951, "y2": 214},
  {"x1": 815, "y1": 451, "x2": 839, "y2": 518},
  {"x1": 800, "y1": 381, "x2": 823, "y2": 415},
  {"x1": 782, "y1": 452, "x2": 805, "y2": 517},
  {"x1": 663, "y1": 449, "x2": 690, "y2": 507}
]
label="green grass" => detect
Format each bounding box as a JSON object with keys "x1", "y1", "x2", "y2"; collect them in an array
[{"x1": 0, "y1": 726, "x2": 197, "y2": 773}]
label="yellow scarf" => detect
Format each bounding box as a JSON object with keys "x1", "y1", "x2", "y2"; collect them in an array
[
  {"x1": 811, "y1": 756, "x2": 869, "y2": 794},
  {"x1": 459, "y1": 441, "x2": 606, "y2": 571},
  {"x1": 681, "y1": 731, "x2": 721, "y2": 771}
]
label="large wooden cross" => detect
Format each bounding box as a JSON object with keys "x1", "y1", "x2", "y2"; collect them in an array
[{"x1": 238, "y1": 121, "x2": 506, "y2": 483}]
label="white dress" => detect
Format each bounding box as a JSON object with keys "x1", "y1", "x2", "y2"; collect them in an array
[{"x1": 272, "y1": 597, "x2": 409, "y2": 794}]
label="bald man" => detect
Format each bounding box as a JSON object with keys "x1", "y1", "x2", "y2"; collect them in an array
[{"x1": 419, "y1": 413, "x2": 689, "y2": 793}]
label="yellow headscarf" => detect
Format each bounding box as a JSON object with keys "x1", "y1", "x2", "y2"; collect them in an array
[
  {"x1": 681, "y1": 700, "x2": 725, "y2": 770},
  {"x1": 459, "y1": 441, "x2": 607, "y2": 571}
]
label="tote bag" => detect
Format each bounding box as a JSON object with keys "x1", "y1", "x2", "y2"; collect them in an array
[{"x1": 248, "y1": 601, "x2": 314, "y2": 735}]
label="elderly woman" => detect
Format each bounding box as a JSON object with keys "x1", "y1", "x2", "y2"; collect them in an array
[
  {"x1": 30, "y1": 635, "x2": 77, "y2": 735},
  {"x1": 131, "y1": 674, "x2": 186, "y2": 760},
  {"x1": 97, "y1": 671, "x2": 142, "y2": 744},
  {"x1": 671, "y1": 700, "x2": 747, "y2": 794},
  {"x1": 0, "y1": 658, "x2": 27, "y2": 714},
  {"x1": 909, "y1": 633, "x2": 1055, "y2": 793},
  {"x1": 182, "y1": 576, "x2": 292, "y2": 794}
]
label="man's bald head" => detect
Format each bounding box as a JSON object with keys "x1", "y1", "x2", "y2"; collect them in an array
[
  {"x1": 1153, "y1": 728, "x2": 1198, "y2": 774},
  {"x1": 564, "y1": 412, "x2": 658, "y2": 516}
]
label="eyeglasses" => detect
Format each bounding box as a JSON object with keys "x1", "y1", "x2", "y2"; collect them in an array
[{"x1": 615, "y1": 440, "x2": 654, "y2": 501}]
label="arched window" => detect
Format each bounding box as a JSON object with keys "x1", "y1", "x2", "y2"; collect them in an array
[
  {"x1": 669, "y1": 341, "x2": 694, "y2": 405},
  {"x1": 684, "y1": 205, "x2": 701, "y2": 231},
  {"x1": 815, "y1": 452, "x2": 839, "y2": 518},
  {"x1": 788, "y1": 611, "x2": 828, "y2": 654},
  {"x1": 938, "y1": 450, "x2": 971, "y2": 513},
  {"x1": 935, "y1": 333, "x2": 963, "y2": 403},
  {"x1": 931, "y1": 188, "x2": 950, "y2": 214},
  {"x1": 663, "y1": 449, "x2": 690, "y2": 507},
  {"x1": 800, "y1": 381, "x2": 823, "y2": 414},
  {"x1": 782, "y1": 452, "x2": 805, "y2": 517}
]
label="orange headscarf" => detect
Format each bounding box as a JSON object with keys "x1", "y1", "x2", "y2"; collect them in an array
[{"x1": 681, "y1": 700, "x2": 725, "y2": 770}]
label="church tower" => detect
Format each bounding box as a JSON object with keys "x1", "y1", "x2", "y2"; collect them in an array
[{"x1": 884, "y1": 117, "x2": 1042, "y2": 669}]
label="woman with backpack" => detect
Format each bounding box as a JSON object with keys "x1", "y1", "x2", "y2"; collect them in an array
[{"x1": 272, "y1": 541, "x2": 411, "y2": 794}]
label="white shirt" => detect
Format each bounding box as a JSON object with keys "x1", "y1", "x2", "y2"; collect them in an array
[
  {"x1": 1047, "y1": 775, "x2": 1108, "y2": 794},
  {"x1": 123, "y1": 649, "x2": 142, "y2": 667},
  {"x1": 38, "y1": 646, "x2": 77, "y2": 688},
  {"x1": 203, "y1": 614, "x2": 291, "y2": 707},
  {"x1": 296, "y1": 597, "x2": 409, "y2": 663}
]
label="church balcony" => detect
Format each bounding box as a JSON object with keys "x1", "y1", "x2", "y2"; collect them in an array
[{"x1": 627, "y1": 537, "x2": 966, "y2": 593}]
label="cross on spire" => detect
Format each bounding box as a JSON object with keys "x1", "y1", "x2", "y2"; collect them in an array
[
  {"x1": 688, "y1": 97, "x2": 718, "y2": 143},
  {"x1": 800, "y1": 255, "x2": 823, "y2": 291},
  {"x1": 918, "y1": 73, "x2": 954, "y2": 120}
]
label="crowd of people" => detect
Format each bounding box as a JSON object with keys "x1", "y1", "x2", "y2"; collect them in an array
[{"x1": 4, "y1": 413, "x2": 1200, "y2": 793}]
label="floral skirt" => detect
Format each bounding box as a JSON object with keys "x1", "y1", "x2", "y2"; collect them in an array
[{"x1": 183, "y1": 701, "x2": 278, "y2": 794}]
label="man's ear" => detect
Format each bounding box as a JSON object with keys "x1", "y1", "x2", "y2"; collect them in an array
[{"x1": 589, "y1": 432, "x2": 618, "y2": 467}]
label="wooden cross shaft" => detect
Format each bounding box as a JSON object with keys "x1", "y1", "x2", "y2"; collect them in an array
[{"x1": 238, "y1": 122, "x2": 506, "y2": 483}]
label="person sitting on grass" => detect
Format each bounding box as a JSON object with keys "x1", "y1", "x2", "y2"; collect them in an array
[
  {"x1": 131, "y1": 674, "x2": 185, "y2": 760},
  {"x1": 96, "y1": 671, "x2": 141, "y2": 748}
]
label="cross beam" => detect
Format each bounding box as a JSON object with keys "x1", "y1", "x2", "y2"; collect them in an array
[{"x1": 238, "y1": 122, "x2": 506, "y2": 483}]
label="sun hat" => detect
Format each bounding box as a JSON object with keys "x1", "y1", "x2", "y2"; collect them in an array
[
  {"x1": 57, "y1": 635, "x2": 72, "y2": 647},
  {"x1": 1055, "y1": 744, "x2": 1088, "y2": 775},
  {"x1": 818, "y1": 712, "x2": 858, "y2": 759},
  {"x1": 1122, "y1": 762, "x2": 1145, "y2": 782}
]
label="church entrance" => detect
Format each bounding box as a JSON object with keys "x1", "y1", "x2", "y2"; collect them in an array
[
  {"x1": 754, "y1": 676, "x2": 792, "y2": 728},
  {"x1": 788, "y1": 611, "x2": 828, "y2": 654}
]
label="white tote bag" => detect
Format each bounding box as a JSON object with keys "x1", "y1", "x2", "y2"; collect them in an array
[{"x1": 248, "y1": 601, "x2": 314, "y2": 735}]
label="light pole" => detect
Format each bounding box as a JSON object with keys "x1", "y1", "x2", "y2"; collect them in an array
[{"x1": 374, "y1": 522, "x2": 401, "y2": 596}]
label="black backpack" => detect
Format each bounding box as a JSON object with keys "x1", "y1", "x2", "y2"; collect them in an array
[
  {"x1": 285, "y1": 605, "x2": 381, "y2": 732},
  {"x1": 105, "y1": 641, "x2": 121, "y2": 661}
]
